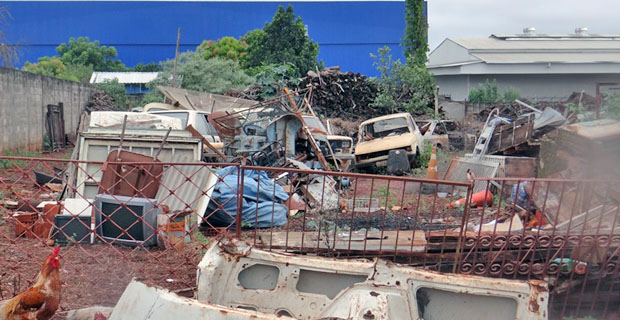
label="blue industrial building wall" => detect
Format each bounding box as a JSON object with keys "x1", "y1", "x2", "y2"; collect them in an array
[{"x1": 1, "y1": 1, "x2": 420, "y2": 76}]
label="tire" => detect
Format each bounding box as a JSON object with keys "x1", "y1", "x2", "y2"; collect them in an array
[{"x1": 409, "y1": 149, "x2": 420, "y2": 169}]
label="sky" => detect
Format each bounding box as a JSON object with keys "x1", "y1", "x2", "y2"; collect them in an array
[{"x1": 427, "y1": 0, "x2": 619, "y2": 50}]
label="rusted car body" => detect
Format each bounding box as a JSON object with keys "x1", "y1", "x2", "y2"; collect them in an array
[
  {"x1": 196, "y1": 239, "x2": 548, "y2": 320},
  {"x1": 417, "y1": 119, "x2": 452, "y2": 149},
  {"x1": 109, "y1": 280, "x2": 284, "y2": 320},
  {"x1": 354, "y1": 113, "x2": 424, "y2": 168},
  {"x1": 302, "y1": 115, "x2": 354, "y2": 169}
]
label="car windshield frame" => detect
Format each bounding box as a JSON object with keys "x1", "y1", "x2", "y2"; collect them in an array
[
  {"x1": 303, "y1": 116, "x2": 327, "y2": 133},
  {"x1": 360, "y1": 116, "x2": 411, "y2": 141},
  {"x1": 151, "y1": 112, "x2": 189, "y2": 128}
]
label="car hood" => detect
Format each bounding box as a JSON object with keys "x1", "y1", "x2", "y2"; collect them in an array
[{"x1": 355, "y1": 133, "x2": 415, "y2": 155}]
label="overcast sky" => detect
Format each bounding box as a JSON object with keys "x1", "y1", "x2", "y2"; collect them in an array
[{"x1": 427, "y1": 0, "x2": 619, "y2": 50}]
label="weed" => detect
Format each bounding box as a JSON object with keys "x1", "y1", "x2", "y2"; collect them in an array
[
  {"x1": 502, "y1": 87, "x2": 520, "y2": 103},
  {"x1": 0, "y1": 150, "x2": 43, "y2": 169},
  {"x1": 195, "y1": 231, "x2": 210, "y2": 246},
  {"x1": 469, "y1": 80, "x2": 500, "y2": 104}
]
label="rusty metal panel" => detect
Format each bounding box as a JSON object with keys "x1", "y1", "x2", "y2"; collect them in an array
[
  {"x1": 444, "y1": 157, "x2": 499, "y2": 194},
  {"x1": 76, "y1": 130, "x2": 202, "y2": 198},
  {"x1": 196, "y1": 239, "x2": 548, "y2": 320}
]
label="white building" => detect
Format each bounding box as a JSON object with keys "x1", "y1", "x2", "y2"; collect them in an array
[
  {"x1": 427, "y1": 29, "x2": 620, "y2": 101},
  {"x1": 90, "y1": 72, "x2": 160, "y2": 95}
]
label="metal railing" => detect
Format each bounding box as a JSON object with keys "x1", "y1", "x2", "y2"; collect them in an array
[{"x1": 0, "y1": 156, "x2": 617, "y2": 318}]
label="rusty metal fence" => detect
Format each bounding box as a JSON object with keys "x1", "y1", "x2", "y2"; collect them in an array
[{"x1": 0, "y1": 156, "x2": 618, "y2": 318}]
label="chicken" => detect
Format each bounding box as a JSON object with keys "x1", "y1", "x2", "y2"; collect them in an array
[{"x1": 0, "y1": 247, "x2": 61, "y2": 320}]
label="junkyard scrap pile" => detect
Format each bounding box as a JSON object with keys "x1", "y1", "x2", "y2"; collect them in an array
[{"x1": 297, "y1": 67, "x2": 379, "y2": 120}]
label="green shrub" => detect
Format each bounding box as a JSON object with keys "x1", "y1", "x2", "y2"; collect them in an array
[
  {"x1": 603, "y1": 92, "x2": 620, "y2": 120},
  {"x1": 148, "y1": 52, "x2": 255, "y2": 94},
  {"x1": 502, "y1": 87, "x2": 520, "y2": 103},
  {"x1": 95, "y1": 79, "x2": 127, "y2": 110},
  {"x1": 370, "y1": 46, "x2": 435, "y2": 115},
  {"x1": 468, "y1": 80, "x2": 501, "y2": 104}
]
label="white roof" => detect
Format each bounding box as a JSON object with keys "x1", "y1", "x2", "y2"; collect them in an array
[
  {"x1": 89, "y1": 72, "x2": 159, "y2": 84},
  {"x1": 427, "y1": 33, "x2": 620, "y2": 74},
  {"x1": 451, "y1": 38, "x2": 620, "y2": 51}
]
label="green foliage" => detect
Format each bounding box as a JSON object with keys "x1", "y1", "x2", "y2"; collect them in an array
[
  {"x1": 243, "y1": 5, "x2": 319, "y2": 77},
  {"x1": 129, "y1": 62, "x2": 161, "y2": 72},
  {"x1": 469, "y1": 81, "x2": 521, "y2": 104},
  {"x1": 139, "y1": 90, "x2": 164, "y2": 106},
  {"x1": 23, "y1": 36, "x2": 123, "y2": 82},
  {"x1": 1, "y1": 150, "x2": 42, "y2": 169},
  {"x1": 150, "y1": 51, "x2": 254, "y2": 94},
  {"x1": 198, "y1": 37, "x2": 248, "y2": 64},
  {"x1": 468, "y1": 79, "x2": 501, "y2": 104},
  {"x1": 603, "y1": 91, "x2": 620, "y2": 120},
  {"x1": 22, "y1": 57, "x2": 67, "y2": 77},
  {"x1": 370, "y1": 46, "x2": 435, "y2": 114},
  {"x1": 565, "y1": 102, "x2": 586, "y2": 115},
  {"x1": 22, "y1": 56, "x2": 93, "y2": 82},
  {"x1": 56, "y1": 37, "x2": 125, "y2": 71},
  {"x1": 95, "y1": 79, "x2": 127, "y2": 110},
  {"x1": 418, "y1": 142, "x2": 434, "y2": 168},
  {"x1": 502, "y1": 87, "x2": 520, "y2": 103},
  {"x1": 246, "y1": 63, "x2": 299, "y2": 100},
  {"x1": 403, "y1": 0, "x2": 428, "y2": 66}
]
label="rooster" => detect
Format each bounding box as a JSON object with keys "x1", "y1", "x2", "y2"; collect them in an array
[{"x1": 0, "y1": 247, "x2": 61, "y2": 320}]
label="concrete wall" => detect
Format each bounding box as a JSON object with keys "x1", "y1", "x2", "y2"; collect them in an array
[
  {"x1": 0, "y1": 68, "x2": 94, "y2": 152},
  {"x1": 435, "y1": 73, "x2": 620, "y2": 101}
]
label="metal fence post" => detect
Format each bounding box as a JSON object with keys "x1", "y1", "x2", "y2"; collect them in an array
[
  {"x1": 235, "y1": 165, "x2": 245, "y2": 238},
  {"x1": 453, "y1": 181, "x2": 474, "y2": 274}
]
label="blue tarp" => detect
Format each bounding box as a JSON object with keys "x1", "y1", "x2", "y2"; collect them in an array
[{"x1": 206, "y1": 166, "x2": 289, "y2": 229}]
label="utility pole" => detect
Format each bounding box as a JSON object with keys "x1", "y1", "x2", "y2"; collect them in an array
[
  {"x1": 434, "y1": 86, "x2": 439, "y2": 118},
  {"x1": 171, "y1": 27, "x2": 181, "y2": 87}
]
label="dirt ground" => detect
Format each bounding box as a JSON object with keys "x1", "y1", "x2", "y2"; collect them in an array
[
  {"x1": 0, "y1": 223, "x2": 211, "y2": 318},
  {"x1": 0, "y1": 147, "x2": 476, "y2": 317},
  {"x1": 0, "y1": 152, "x2": 215, "y2": 318}
]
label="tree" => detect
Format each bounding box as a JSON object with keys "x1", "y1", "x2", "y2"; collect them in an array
[
  {"x1": 197, "y1": 37, "x2": 248, "y2": 63},
  {"x1": 0, "y1": 5, "x2": 16, "y2": 67},
  {"x1": 129, "y1": 62, "x2": 161, "y2": 72},
  {"x1": 23, "y1": 57, "x2": 67, "y2": 78},
  {"x1": 243, "y1": 5, "x2": 319, "y2": 77},
  {"x1": 246, "y1": 62, "x2": 298, "y2": 100},
  {"x1": 22, "y1": 56, "x2": 94, "y2": 82},
  {"x1": 370, "y1": 46, "x2": 435, "y2": 114},
  {"x1": 149, "y1": 50, "x2": 255, "y2": 94},
  {"x1": 56, "y1": 37, "x2": 125, "y2": 71},
  {"x1": 403, "y1": 0, "x2": 428, "y2": 66}
]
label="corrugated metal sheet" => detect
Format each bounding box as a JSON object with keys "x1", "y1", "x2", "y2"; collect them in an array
[
  {"x1": 155, "y1": 156, "x2": 217, "y2": 218},
  {"x1": 444, "y1": 157, "x2": 499, "y2": 194},
  {"x1": 158, "y1": 86, "x2": 256, "y2": 112},
  {"x1": 90, "y1": 72, "x2": 159, "y2": 84}
]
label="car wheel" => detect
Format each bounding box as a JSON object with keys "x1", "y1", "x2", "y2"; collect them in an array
[{"x1": 410, "y1": 149, "x2": 420, "y2": 168}]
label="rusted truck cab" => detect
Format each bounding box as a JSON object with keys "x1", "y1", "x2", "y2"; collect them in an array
[{"x1": 354, "y1": 113, "x2": 424, "y2": 169}]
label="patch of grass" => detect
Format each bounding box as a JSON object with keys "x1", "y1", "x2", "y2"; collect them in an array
[
  {"x1": 195, "y1": 231, "x2": 210, "y2": 246},
  {"x1": 0, "y1": 150, "x2": 43, "y2": 169},
  {"x1": 373, "y1": 185, "x2": 402, "y2": 209}
]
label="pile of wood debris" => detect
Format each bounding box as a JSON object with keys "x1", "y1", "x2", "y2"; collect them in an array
[
  {"x1": 85, "y1": 91, "x2": 119, "y2": 113},
  {"x1": 296, "y1": 67, "x2": 379, "y2": 120}
]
